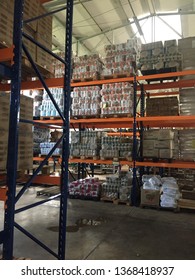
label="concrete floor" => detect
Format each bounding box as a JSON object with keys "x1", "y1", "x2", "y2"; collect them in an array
[{"x1": 0, "y1": 185, "x2": 195, "y2": 260}]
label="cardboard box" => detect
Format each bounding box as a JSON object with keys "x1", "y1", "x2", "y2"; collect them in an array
[
  {"x1": 143, "y1": 140, "x2": 155, "y2": 150},
  {"x1": 158, "y1": 129, "x2": 175, "y2": 140},
  {"x1": 141, "y1": 188, "x2": 160, "y2": 206},
  {"x1": 0, "y1": 9, "x2": 13, "y2": 47},
  {"x1": 37, "y1": 6, "x2": 52, "y2": 42},
  {"x1": 143, "y1": 130, "x2": 158, "y2": 140},
  {"x1": 23, "y1": 0, "x2": 40, "y2": 31},
  {"x1": 154, "y1": 140, "x2": 174, "y2": 149},
  {"x1": 159, "y1": 149, "x2": 173, "y2": 159},
  {"x1": 23, "y1": 26, "x2": 36, "y2": 61},
  {"x1": 178, "y1": 37, "x2": 195, "y2": 49},
  {"x1": 143, "y1": 149, "x2": 159, "y2": 158}
]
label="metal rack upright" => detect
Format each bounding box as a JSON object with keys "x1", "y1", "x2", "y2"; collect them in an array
[{"x1": 1, "y1": 0, "x2": 74, "y2": 260}]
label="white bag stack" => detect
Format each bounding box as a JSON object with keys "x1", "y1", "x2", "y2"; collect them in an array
[{"x1": 160, "y1": 177, "x2": 181, "y2": 208}]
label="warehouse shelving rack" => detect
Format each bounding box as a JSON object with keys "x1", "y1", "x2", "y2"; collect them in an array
[
  {"x1": 1, "y1": 1, "x2": 195, "y2": 258},
  {"x1": 0, "y1": 0, "x2": 74, "y2": 260}
]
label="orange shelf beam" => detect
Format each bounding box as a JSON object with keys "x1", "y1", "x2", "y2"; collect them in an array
[
  {"x1": 0, "y1": 187, "x2": 7, "y2": 203},
  {"x1": 0, "y1": 47, "x2": 13, "y2": 63},
  {"x1": 18, "y1": 174, "x2": 61, "y2": 185},
  {"x1": 136, "y1": 161, "x2": 195, "y2": 169},
  {"x1": 1, "y1": 69, "x2": 195, "y2": 91},
  {"x1": 36, "y1": 117, "x2": 134, "y2": 129},
  {"x1": 36, "y1": 115, "x2": 195, "y2": 129},
  {"x1": 137, "y1": 115, "x2": 195, "y2": 127}
]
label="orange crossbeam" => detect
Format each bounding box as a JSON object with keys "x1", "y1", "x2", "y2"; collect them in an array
[
  {"x1": 0, "y1": 187, "x2": 7, "y2": 202},
  {"x1": 0, "y1": 47, "x2": 13, "y2": 62},
  {"x1": 1, "y1": 70, "x2": 195, "y2": 91},
  {"x1": 136, "y1": 161, "x2": 195, "y2": 169},
  {"x1": 18, "y1": 174, "x2": 61, "y2": 185}
]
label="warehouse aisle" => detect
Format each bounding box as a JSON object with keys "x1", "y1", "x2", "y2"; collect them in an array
[{"x1": 0, "y1": 186, "x2": 195, "y2": 260}]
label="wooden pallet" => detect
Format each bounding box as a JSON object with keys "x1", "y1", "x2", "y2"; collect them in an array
[
  {"x1": 70, "y1": 115, "x2": 100, "y2": 119},
  {"x1": 80, "y1": 156, "x2": 99, "y2": 160},
  {"x1": 100, "y1": 113, "x2": 132, "y2": 118},
  {"x1": 39, "y1": 116, "x2": 61, "y2": 120},
  {"x1": 100, "y1": 197, "x2": 118, "y2": 203},
  {"x1": 101, "y1": 72, "x2": 134, "y2": 80},
  {"x1": 178, "y1": 199, "x2": 195, "y2": 210},
  {"x1": 37, "y1": 186, "x2": 60, "y2": 197},
  {"x1": 71, "y1": 75, "x2": 100, "y2": 83},
  {"x1": 113, "y1": 199, "x2": 131, "y2": 206}
]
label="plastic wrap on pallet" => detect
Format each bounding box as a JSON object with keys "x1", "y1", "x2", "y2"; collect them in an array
[
  {"x1": 102, "y1": 172, "x2": 132, "y2": 200},
  {"x1": 160, "y1": 177, "x2": 181, "y2": 208},
  {"x1": 71, "y1": 86, "x2": 101, "y2": 117},
  {"x1": 70, "y1": 131, "x2": 101, "y2": 158},
  {"x1": 72, "y1": 54, "x2": 103, "y2": 80},
  {"x1": 40, "y1": 88, "x2": 64, "y2": 117},
  {"x1": 100, "y1": 82, "x2": 133, "y2": 115},
  {"x1": 69, "y1": 177, "x2": 101, "y2": 199},
  {"x1": 102, "y1": 38, "x2": 140, "y2": 76},
  {"x1": 40, "y1": 142, "x2": 62, "y2": 156},
  {"x1": 100, "y1": 134, "x2": 133, "y2": 160}
]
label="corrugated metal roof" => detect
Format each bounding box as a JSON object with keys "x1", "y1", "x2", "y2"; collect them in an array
[{"x1": 43, "y1": 0, "x2": 195, "y2": 55}]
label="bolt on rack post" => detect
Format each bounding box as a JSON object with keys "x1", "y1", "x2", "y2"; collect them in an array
[{"x1": 1, "y1": 0, "x2": 74, "y2": 260}]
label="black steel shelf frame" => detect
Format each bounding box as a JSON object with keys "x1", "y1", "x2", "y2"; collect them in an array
[{"x1": 1, "y1": 0, "x2": 74, "y2": 260}]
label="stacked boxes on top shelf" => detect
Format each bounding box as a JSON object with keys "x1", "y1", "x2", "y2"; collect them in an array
[
  {"x1": 71, "y1": 86, "x2": 101, "y2": 117},
  {"x1": 0, "y1": 92, "x2": 33, "y2": 171},
  {"x1": 100, "y1": 82, "x2": 133, "y2": 116},
  {"x1": 102, "y1": 38, "x2": 141, "y2": 77},
  {"x1": 0, "y1": 0, "x2": 53, "y2": 75},
  {"x1": 178, "y1": 37, "x2": 195, "y2": 79},
  {"x1": 35, "y1": 5, "x2": 53, "y2": 73},
  {"x1": 72, "y1": 54, "x2": 103, "y2": 81},
  {"x1": 139, "y1": 40, "x2": 182, "y2": 73},
  {"x1": 143, "y1": 129, "x2": 179, "y2": 159}
]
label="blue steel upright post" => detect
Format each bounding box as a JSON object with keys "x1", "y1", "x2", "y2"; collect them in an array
[
  {"x1": 58, "y1": 0, "x2": 74, "y2": 260},
  {"x1": 3, "y1": 0, "x2": 24, "y2": 260},
  {"x1": 139, "y1": 84, "x2": 145, "y2": 185},
  {"x1": 131, "y1": 75, "x2": 137, "y2": 206}
]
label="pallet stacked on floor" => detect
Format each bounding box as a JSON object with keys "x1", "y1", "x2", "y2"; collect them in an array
[{"x1": 0, "y1": 92, "x2": 33, "y2": 171}]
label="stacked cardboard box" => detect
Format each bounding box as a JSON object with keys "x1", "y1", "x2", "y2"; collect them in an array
[
  {"x1": 0, "y1": 92, "x2": 33, "y2": 171},
  {"x1": 0, "y1": 0, "x2": 14, "y2": 47},
  {"x1": 0, "y1": 1, "x2": 53, "y2": 73},
  {"x1": 146, "y1": 96, "x2": 179, "y2": 116},
  {"x1": 143, "y1": 129, "x2": 179, "y2": 159},
  {"x1": 178, "y1": 37, "x2": 195, "y2": 79},
  {"x1": 35, "y1": 5, "x2": 53, "y2": 72},
  {"x1": 179, "y1": 88, "x2": 195, "y2": 115},
  {"x1": 139, "y1": 40, "x2": 182, "y2": 72},
  {"x1": 179, "y1": 129, "x2": 195, "y2": 161}
]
